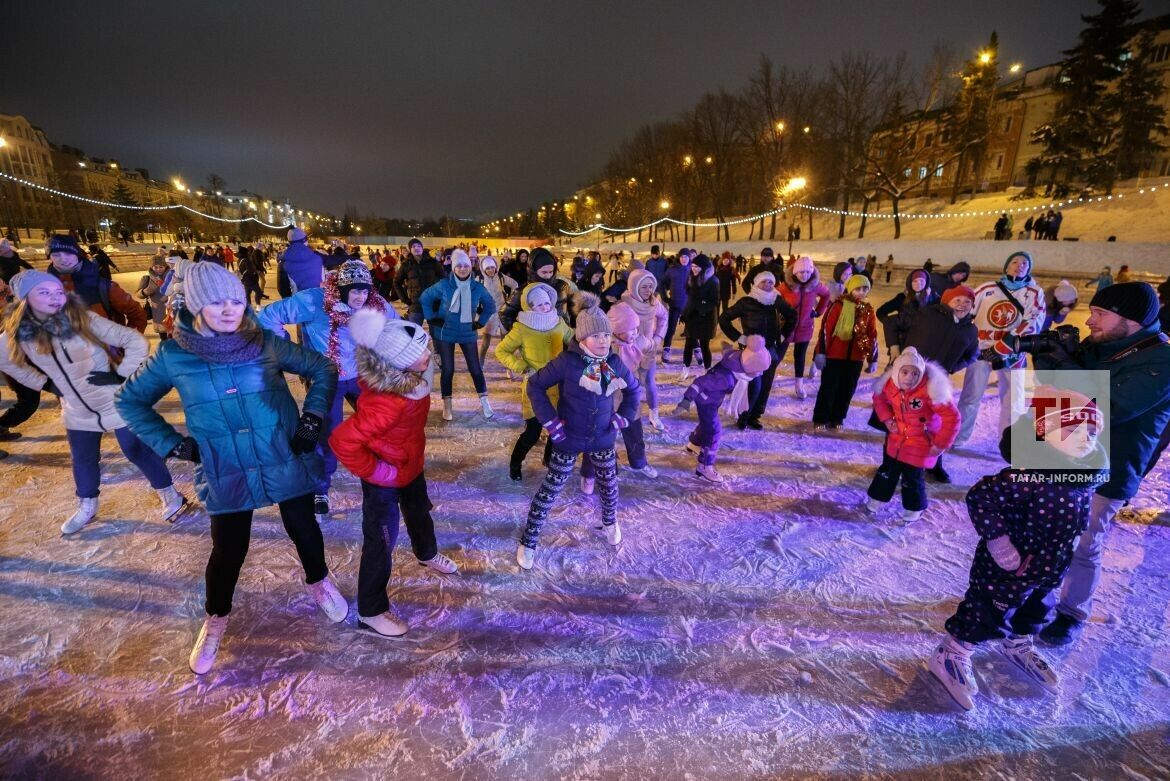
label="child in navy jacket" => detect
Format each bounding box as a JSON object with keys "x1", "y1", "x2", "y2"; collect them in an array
[{"x1": 928, "y1": 388, "x2": 1106, "y2": 711}]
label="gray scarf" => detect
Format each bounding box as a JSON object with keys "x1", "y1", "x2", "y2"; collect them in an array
[{"x1": 449, "y1": 276, "x2": 473, "y2": 324}]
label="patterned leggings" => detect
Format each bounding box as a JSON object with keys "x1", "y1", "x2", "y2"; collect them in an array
[{"x1": 520, "y1": 446, "x2": 618, "y2": 549}]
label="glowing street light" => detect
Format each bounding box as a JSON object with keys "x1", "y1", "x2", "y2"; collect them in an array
[
  {"x1": 704, "y1": 156, "x2": 713, "y2": 165},
  {"x1": 109, "y1": 162, "x2": 118, "y2": 170},
  {"x1": 787, "y1": 177, "x2": 807, "y2": 191},
  {"x1": 1009, "y1": 63, "x2": 1022, "y2": 74},
  {"x1": 660, "y1": 200, "x2": 671, "y2": 210},
  {"x1": 0, "y1": 137, "x2": 7, "y2": 148},
  {"x1": 803, "y1": 126, "x2": 811, "y2": 134},
  {"x1": 79, "y1": 161, "x2": 87, "y2": 168},
  {"x1": 595, "y1": 212, "x2": 602, "y2": 219},
  {"x1": 979, "y1": 51, "x2": 992, "y2": 64},
  {"x1": 683, "y1": 155, "x2": 693, "y2": 165},
  {"x1": 775, "y1": 121, "x2": 785, "y2": 132}
]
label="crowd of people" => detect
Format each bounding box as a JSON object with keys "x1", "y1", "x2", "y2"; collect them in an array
[{"x1": 1, "y1": 229, "x2": 1169, "y2": 714}]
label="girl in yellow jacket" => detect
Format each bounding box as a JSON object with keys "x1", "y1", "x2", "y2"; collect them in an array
[{"x1": 495, "y1": 282, "x2": 573, "y2": 480}]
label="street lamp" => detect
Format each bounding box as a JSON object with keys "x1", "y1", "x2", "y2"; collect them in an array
[
  {"x1": 803, "y1": 126, "x2": 811, "y2": 134},
  {"x1": 1009, "y1": 63, "x2": 1022, "y2": 74},
  {"x1": 660, "y1": 200, "x2": 670, "y2": 210},
  {"x1": 979, "y1": 51, "x2": 992, "y2": 65},
  {"x1": 775, "y1": 121, "x2": 785, "y2": 133},
  {"x1": 683, "y1": 155, "x2": 693, "y2": 166},
  {"x1": 704, "y1": 156, "x2": 713, "y2": 165}
]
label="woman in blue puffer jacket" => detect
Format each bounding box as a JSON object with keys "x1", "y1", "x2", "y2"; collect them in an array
[
  {"x1": 115, "y1": 263, "x2": 346, "y2": 676},
  {"x1": 418, "y1": 249, "x2": 496, "y2": 421}
]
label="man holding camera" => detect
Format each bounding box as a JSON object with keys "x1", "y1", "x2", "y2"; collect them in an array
[
  {"x1": 954, "y1": 251, "x2": 1046, "y2": 446},
  {"x1": 1032, "y1": 282, "x2": 1170, "y2": 645}
]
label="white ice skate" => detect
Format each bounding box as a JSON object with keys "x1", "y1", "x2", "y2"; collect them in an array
[
  {"x1": 61, "y1": 497, "x2": 99, "y2": 535},
  {"x1": 927, "y1": 637, "x2": 978, "y2": 711},
  {"x1": 604, "y1": 522, "x2": 622, "y2": 546},
  {"x1": 479, "y1": 394, "x2": 494, "y2": 419},
  {"x1": 695, "y1": 464, "x2": 723, "y2": 483},
  {"x1": 999, "y1": 635, "x2": 1059, "y2": 693},
  {"x1": 647, "y1": 409, "x2": 665, "y2": 431},
  {"x1": 307, "y1": 574, "x2": 349, "y2": 623},
  {"x1": 902, "y1": 509, "x2": 923, "y2": 522},
  {"x1": 628, "y1": 464, "x2": 658, "y2": 478},
  {"x1": 794, "y1": 378, "x2": 808, "y2": 399},
  {"x1": 418, "y1": 552, "x2": 459, "y2": 574},
  {"x1": 157, "y1": 485, "x2": 189, "y2": 523},
  {"x1": 442, "y1": 398, "x2": 454, "y2": 421},
  {"x1": 684, "y1": 441, "x2": 701, "y2": 455},
  {"x1": 677, "y1": 366, "x2": 691, "y2": 383},
  {"x1": 189, "y1": 614, "x2": 229, "y2": 675},
  {"x1": 516, "y1": 544, "x2": 535, "y2": 570},
  {"x1": 580, "y1": 476, "x2": 595, "y2": 495},
  {"x1": 358, "y1": 611, "x2": 409, "y2": 638},
  {"x1": 864, "y1": 497, "x2": 884, "y2": 514}
]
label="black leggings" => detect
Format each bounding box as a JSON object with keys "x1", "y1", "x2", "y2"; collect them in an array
[
  {"x1": 0, "y1": 374, "x2": 41, "y2": 428},
  {"x1": 776, "y1": 340, "x2": 811, "y2": 378},
  {"x1": 205, "y1": 493, "x2": 328, "y2": 617},
  {"x1": 511, "y1": 416, "x2": 553, "y2": 469},
  {"x1": 683, "y1": 334, "x2": 712, "y2": 369},
  {"x1": 435, "y1": 339, "x2": 487, "y2": 397}
]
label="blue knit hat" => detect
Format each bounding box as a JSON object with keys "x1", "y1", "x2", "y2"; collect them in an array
[
  {"x1": 9, "y1": 269, "x2": 62, "y2": 300},
  {"x1": 47, "y1": 235, "x2": 85, "y2": 258}
]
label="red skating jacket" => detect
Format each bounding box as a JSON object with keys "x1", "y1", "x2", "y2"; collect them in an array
[
  {"x1": 871, "y1": 362, "x2": 960, "y2": 468},
  {"x1": 329, "y1": 366, "x2": 430, "y2": 488},
  {"x1": 815, "y1": 299, "x2": 878, "y2": 363}
]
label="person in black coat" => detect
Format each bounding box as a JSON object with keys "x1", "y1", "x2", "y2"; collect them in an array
[
  {"x1": 499, "y1": 248, "x2": 575, "y2": 331},
  {"x1": 718, "y1": 269, "x2": 797, "y2": 429},
  {"x1": 876, "y1": 269, "x2": 939, "y2": 366},
  {"x1": 928, "y1": 261, "x2": 970, "y2": 297},
  {"x1": 891, "y1": 284, "x2": 979, "y2": 482},
  {"x1": 741, "y1": 246, "x2": 784, "y2": 293},
  {"x1": 0, "y1": 239, "x2": 33, "y2": 283},
  {"x1": 393, "y1": 239, "x2": 443, "y2": 325},
  {"x1": 679, "y1": 254, "x2": 720, "y2": 377}
]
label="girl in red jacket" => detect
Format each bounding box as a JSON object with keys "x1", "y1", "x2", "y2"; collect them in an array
[
  {"x1": 865, "y1": 347, "x2": 960, "y2": 521},
  {"x1": 811, "y1": 274, "x2": 878, "y2": 429},
  {"x1": 329, "y1": 308, "x2": 452, "y2": 638}
]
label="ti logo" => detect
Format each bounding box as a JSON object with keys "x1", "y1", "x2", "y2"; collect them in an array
[{"x1": 986, "y1": 300, "x2": 1019, "y2": 330}]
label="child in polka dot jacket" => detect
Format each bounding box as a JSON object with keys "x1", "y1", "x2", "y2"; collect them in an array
[{"x1": 927, "y1": 388, "x2": 1106, "y2": 711}]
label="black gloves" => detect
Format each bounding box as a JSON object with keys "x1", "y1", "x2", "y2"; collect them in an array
[
  {"x1": 42, "y1": 380, "x2": 62, "y2": 397},
  {"x1": 291, "y1": 412, "x2": 323, "y2": 454},
  {"x1": 87, "y1": 370, "x2": 125, "y2": 386},
  {"x1": 169, "y1": 436, "x2": 201, "y2": 463}
]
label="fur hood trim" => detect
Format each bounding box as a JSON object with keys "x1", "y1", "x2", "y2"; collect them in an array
[{"x1": 356, "y1": 349, "x2": 429, "y2": 398}]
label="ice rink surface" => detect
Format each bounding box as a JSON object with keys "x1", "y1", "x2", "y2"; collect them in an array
[{"x1": 1, "y1": 280, "x2": 1167, "y2": 780}]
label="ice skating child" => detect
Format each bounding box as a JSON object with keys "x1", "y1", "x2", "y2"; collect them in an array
[
  {"x1": 672, "y1": 335, "x2": 772, "y2": 483},
  {"x1": 0, "y1": 271, "x2": 187, "y2": 534},
  {"x1": 419, "y1": 249, "x2": 497, "y2": 420},
  {"x1": 515, "y1": 292, "x2": 641, "y2": 570},
  {"x1": 579, "y1": 301, "x2": 659, "y2": 487},
  {"x1": 864, "y1": 347, "x2": 960, "y2": 521},
  {"x1": 618, "y1": 269, "x2": 668, "y2": 430},
  {"x1": 476, "y1": 255, "x2": 519, "y2": 365},
  {"x1": 116, "y1": 262, "x2": 347, "y2": 674},
  {"x1": 928, "y1": 390, "x2": 1106, "y2": 710},
  {"x1": 329, "y1": 309, "x2": 452, "y2": 637},
  {"x1": 811, "y1": 274, "x2": 878, "y2": 430},
  {"x1": 495, "y1": 282, "x2": 574, "y2": 481}
]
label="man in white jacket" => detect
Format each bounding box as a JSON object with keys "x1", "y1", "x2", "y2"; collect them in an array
[{"x1": 954, "y1": 251, "x2": 1046, "y2": 446}]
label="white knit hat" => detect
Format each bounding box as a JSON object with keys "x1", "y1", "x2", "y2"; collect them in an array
[
  {"x1": 451, "y1": 249, "x2": 472, "y2": 270},
  {"x1": 1053, "y1": 279, "x2": 1077, "y2": 306},
  {"x1": 184, "y1": 261, "x2": 246, "y2": 312},
  {"x1": 349, "y1": 308, "x2": 430, "y2": 370},
  {"x1": 892, "y1": 346, "x2": 926, "y2": 384}
]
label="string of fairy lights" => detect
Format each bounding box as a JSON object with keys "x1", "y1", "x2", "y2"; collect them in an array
[
  {"x1": 556, "y1": 180, "x2": 1170, "y2": 237},
  {"x1": 0, "y1": 170, "x2": 293, "y2": 230}
]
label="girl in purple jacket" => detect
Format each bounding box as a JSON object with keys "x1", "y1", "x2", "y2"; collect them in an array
[{"x1": 516, "y1": 293, "x2": 641, "y2": 570}]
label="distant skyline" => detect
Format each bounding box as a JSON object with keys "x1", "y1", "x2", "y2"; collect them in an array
[{"x1": 5, "y1": 1, "x2": 1155, "y2": 218}]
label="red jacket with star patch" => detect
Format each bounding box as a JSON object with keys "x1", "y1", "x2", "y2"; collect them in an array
[{"x1": 872, "y1": 362, "x2": 960, "y2": 468}]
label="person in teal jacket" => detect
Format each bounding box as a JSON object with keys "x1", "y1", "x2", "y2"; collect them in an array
[
  {"x1": 115, "y1": 262, "x2": 347, "y2": 676},
  {"x1": 418, "y1": 249, "x2": 496, "y2": 421},
  {"x1": 256, "y1": 259, "x2": 395, "y2": 514}
]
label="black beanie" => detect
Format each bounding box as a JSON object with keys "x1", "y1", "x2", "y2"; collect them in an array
[
  {"x1": 692, "y1": 254, "x2": 713, "y2": 272},
  {"x1": 1090, "y1": 282, "x2": 1160, "y2": 328},
  {"x1": 531, "y1": 248, "x2": 557, "y2": 273}
]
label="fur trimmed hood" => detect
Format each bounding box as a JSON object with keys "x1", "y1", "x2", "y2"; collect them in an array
[
  {"x1": 356, "y1": 349, "x2": 431, "y2": 399},
  {"x1": 876, "y1": 359, "x2": 953, "y2": 404}
]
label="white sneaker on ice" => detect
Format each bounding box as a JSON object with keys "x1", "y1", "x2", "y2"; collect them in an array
[
  {"x1": 418, "y1": 552, "x2": 459, "y2": 574},
  {"x1": 442, "y1": 398, "x2": 454, "y2": 421},
  {"x1": 647, "y1": 409, "x2": 665, "y2": 431},
  {"x1": 695, "y1": 464, "x2": 723, "y2": 483},
  {"x1": 928, "y1": 637, "x2": 978, "y2": 711},
  {"x1": 516, "y1": 544, "x2": 535, "y2": 570},
  {"x1": 604, "y1": 522, "x2": 622, "y2": 546},
  {"x1": 307, "y1": 575, "x2": 349, "y2": 623},
  {"x1": 678, "y1": 366, "x2": 691, "y2": 383},
  {"x1": 628, "y1": 464, "x2": 658, "y2": 478},
  {"x1": 480, "y1": 394, "x2": 494, "y2": 419},
  {"x1": 157, "y1": 485, "x2": 189, "y2": 523},
  {"x1": 999, "y1": 635, "x2": 1059, "y2": 693},
  {"x1": 359, "y1": 611, "x2": 409, "y2": 638},
  {"x1": 581, "y1": 476, "x2": 595, "y2": 495},
  {"x1": 902, "y1": 508, "x2": 924, "y2": 522},
  {"x1": 864, "y1": 497, "x2": 884, "y2": 514},
  {"x1": 794, "y1": 378, "x2": 808, "y2": 400},
  {"x1": 189, "y1": 614, "x2": 229, "y2": 675},
  {"x1": 61, "y1": 497, "x2": 99, "y2": 535}
]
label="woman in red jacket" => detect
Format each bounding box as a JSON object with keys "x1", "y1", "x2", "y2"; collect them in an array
[
  {"x1": 811, "y1": 274, "x2": 878, "y2": 429},
  {"x1": 865, "y1": 347, "x2": 960, "y2": 521},
  {"x1": 329, "y1": 309, "x2": 455, "y2": 638}
]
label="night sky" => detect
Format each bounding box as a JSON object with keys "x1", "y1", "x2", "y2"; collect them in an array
[{"x1": 4, "y1": 1, "x2": 1143, "y2": 218}]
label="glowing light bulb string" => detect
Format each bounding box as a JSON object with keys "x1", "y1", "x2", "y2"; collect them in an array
[
  {"x1": 0, "y1": 170, "x2": 292, "y2": 230},
  {"x1": 556, "y1": 181, "x2": 1170, "y2": 236}
]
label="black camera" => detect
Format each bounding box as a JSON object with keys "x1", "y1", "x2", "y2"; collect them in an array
[{"x1": 980, "y1": 325, "x2": 1081, "y2": 370}]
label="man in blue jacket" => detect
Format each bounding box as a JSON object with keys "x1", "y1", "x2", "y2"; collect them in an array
[
  {"x1": 279, "y1": 227, "x2": 327, "y2": 294},
  {"x1": 1035, "y1": 283, "x2": 1170, "y2": 646},
  {"x1": 645, "y1": 245, "x2": 667, "y2": 287},
  {"x1": 661, "y1": 248, "x2": 692, "y2": 361}
]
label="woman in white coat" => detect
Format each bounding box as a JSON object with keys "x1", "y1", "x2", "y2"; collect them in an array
[{"x1": 0, "y1": 271, "x2": 186, "y2": 533}]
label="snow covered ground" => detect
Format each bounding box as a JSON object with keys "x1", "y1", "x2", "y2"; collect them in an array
[{"x1": 1, "y1": 279, "x2": 1168, "y2": 779}]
